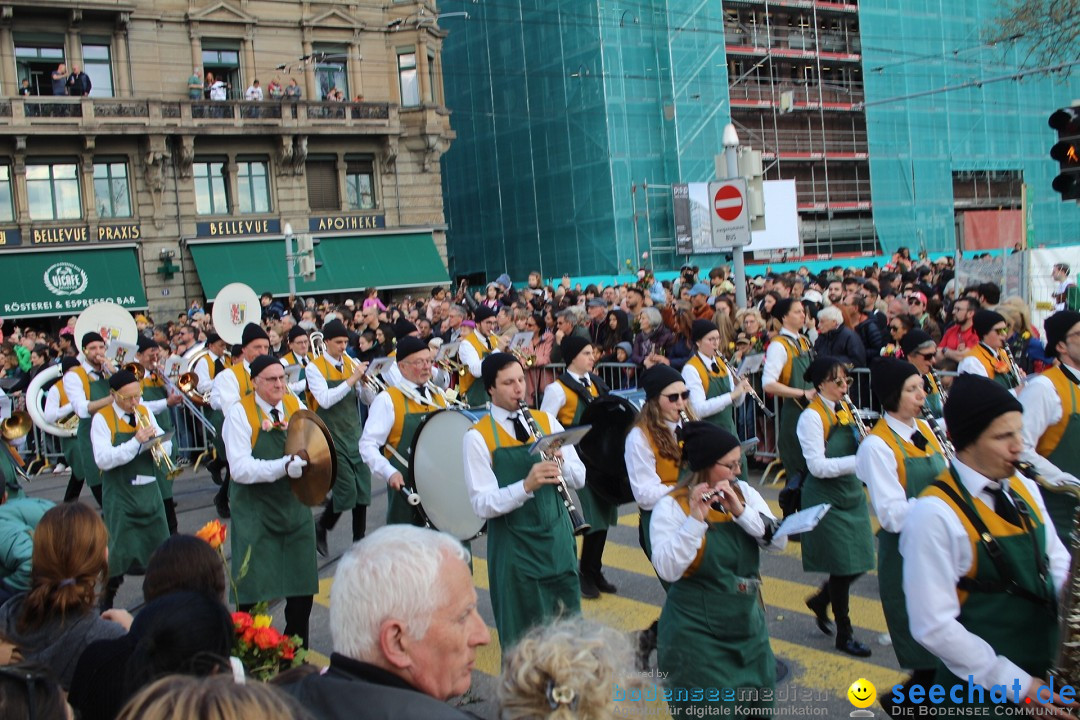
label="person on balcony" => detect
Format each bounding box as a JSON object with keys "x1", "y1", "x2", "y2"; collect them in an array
[
  {"x1": 51, "y1": 63, "x2": 67, "y2": 96},
  {"x1": 67, "y1": 65, "x2": 92, "y2": 97}
]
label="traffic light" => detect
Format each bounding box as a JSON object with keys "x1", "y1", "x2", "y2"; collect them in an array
[
  {"x1": 1049, "y1": 106, "x2": 1080, "y2": 201},
  {"x1": 296, "y1": 234, "x2": 322, "y2": 281},
  {"x1": 738, "y1": 147, "x2": 766, "y2": 232}
]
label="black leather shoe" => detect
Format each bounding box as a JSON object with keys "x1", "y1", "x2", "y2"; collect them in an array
[
  {"x1": 592, "y1": 571, "x2": 617, "y2": 594},
  {"x1": 836, "y1": 636, "x2": 872, "y2": 657},
  {"x1": 579, "y1": 572, "x2": 600, "y2": 599},
  {"x1": 214, "y1": 493, "x2": 231, "y2": 519},
  {"x1": 208, "y1": 464, "x2": 223, "y2": 486},
  {"x1": 315, "y1": 523, "x2": 329, "y2": 558},
  {"x1": 636, "y1": 621, "x2": 658, "y2": 670},
  {"x1": 805, "y1": 595, "x2": 834, "y2": 636}
]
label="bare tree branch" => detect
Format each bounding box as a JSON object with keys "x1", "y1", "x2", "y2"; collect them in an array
[{"x1": 985, "y1": 0, "x2": 1080, "y2": 76}]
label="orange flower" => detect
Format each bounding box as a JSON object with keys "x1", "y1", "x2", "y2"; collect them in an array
[
  {"x1": 196, "y1": 519, "x2": 227, "y2": 550},
  {"x1": 231, "y1": 611, "x2": 253, "y2": 633},
  {"x1": 993, "y1": 358, "x2": 1010, "y2": 374},
  {"x1": 281, "y1": 642, "x2": 296, "y2": 661},
  {"x1": 253, "y1": 626, "x2": 282, "y2": 650}
]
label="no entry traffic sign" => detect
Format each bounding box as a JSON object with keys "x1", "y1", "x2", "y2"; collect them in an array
[{"x1": 707, "y1": 178, "x2": 751, "y2": 249}]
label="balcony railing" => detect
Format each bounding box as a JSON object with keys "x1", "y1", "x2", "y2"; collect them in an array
[
  {"x1": 725, "y1": 26, "x2": 861, "y2": 57},
  {"x1": 0, "y1": 97, "x2": 397, "y2": 132},
  {"x1": 728, "y1": 81, "x2": 865, "y2": 108}
]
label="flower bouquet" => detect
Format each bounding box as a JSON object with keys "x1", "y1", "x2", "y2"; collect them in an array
[{"x1": 230, "y1": 605, "x2": 306, "y2": 681}]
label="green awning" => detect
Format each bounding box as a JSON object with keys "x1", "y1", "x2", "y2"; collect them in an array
[
  {"x1": 0, "y1": 246, "x2": 148, "y2": 319},
  {"x1": 189, "y1": 232, "x2": 449, "y2": 301}
]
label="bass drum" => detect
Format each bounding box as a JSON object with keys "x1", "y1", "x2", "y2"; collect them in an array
[
  {"x1": 577, "y1": 395, "x2": 639, "y2": 506},
  {"x1": 407, "y1": 408, "x2": 490, "y2": 542}
]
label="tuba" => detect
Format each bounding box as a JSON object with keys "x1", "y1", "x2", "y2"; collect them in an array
[{"x1": 25, "y1": 364, "x2": 78, "y2": 438}]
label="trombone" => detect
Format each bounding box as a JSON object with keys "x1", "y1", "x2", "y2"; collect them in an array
[
  {"x1": 124, "y1": 362, "x2": 217, "y2": 436},
  {"x1": 309, "y1": 332, "x2": 326, "y2": 359},
  {"x1": 134, "y1": 410, "x2": 177, "y2": 475}
]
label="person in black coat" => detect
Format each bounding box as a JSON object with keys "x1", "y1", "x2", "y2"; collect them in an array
[
  {"x1": 813, "y1": 306, "x2": 867, "y2": 369},
  {"x1": 853, "y1": 296, "x2": 885, "y2": 360}
]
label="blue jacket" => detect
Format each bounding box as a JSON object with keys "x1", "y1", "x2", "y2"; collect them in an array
[{"x1": 0, "y1": 497, "x2": 53, "y2": 593}]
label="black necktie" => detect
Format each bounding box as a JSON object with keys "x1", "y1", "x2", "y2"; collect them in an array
[
  {"x1": 213, "y1": 358, "x2": 224, "y2": 374},
  {"x1": 581, "y1": 376, "x2": 591, "y2": 389},
  {"x1": 710, "y1": 362, "x2": 720, "y2": 374},
  {"x1": 910, "y1": 431, "x2": 928, "y2": 451},
  {"x1": 513, "y1": 412, "x2": 532, "y2": 442},
  {"x1": 270, "y1": 408, "x2": 281, "y2": 424},
  {"x1": 416, "y1": 385, "x2": 428, "y2": 400},
  {"x1": 989, "y1": 483, "x2": 1021, "y2": 526},
  {"x1": 301, "y1": 357, "x2": 308, "y2": 367},
  {"x1": 125, "y1": 413, "x2": 135, "y2": 426}
]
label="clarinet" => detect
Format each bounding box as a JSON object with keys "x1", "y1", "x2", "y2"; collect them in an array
[
  {"x1": 1002, "y1": 343, "x2": 1025, "y2": 387},
  {"x1": 517, "y1": 400, "x2": 591, "y2": 536},
  {"x1": 919, "y1": 404, "x2": 954, "y2": 461}
]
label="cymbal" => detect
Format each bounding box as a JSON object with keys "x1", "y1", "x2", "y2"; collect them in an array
[{"x1": 284, "y1": 409, "x2": 337, "y2": 506}]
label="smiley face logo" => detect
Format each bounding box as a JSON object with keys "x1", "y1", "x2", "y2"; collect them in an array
[{"x1": 847, "y1": 678, "x2": 876, "y2": 709}]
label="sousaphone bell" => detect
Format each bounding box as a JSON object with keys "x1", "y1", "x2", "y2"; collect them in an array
[{"x1": 283, "y1": 409, "x2": 337, "y2": 506}]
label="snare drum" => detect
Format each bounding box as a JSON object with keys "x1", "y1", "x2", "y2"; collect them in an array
[{"x1": 407, "y1": 408, "x2": 490, "y2": 542}]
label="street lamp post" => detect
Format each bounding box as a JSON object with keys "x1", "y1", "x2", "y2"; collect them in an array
[{"x1": 723, "y1": 124, "x2": 748, "y2": 309}]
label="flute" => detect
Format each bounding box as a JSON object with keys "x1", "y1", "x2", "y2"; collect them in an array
[{"x1": 517, "y1": 399, "x2": 591, "y2": 536}]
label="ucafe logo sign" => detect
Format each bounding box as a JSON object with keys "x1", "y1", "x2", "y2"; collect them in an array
[{"x1": 43, "y1": 262, "x2": 89, "y2": 296}]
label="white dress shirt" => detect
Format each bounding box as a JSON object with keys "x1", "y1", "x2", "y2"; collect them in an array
[
  {"x1": 857, "y1": 413, "x2": 925, "y2": 534},
  {"x1": 305, "y1": 356, "x2": 360, "y2": 411},
  {"x1": 359, "y1": 385, "x2": 444, "y2": 484},
  {"x1": 762, "y1": 328, "x2": 803, "y2": 387},
  {"x1": 650, "y1": 480, "x2": 786, "y2": 583},
  {"x1": 194, "y1": 352, "x2": 222, "y2": 395},
  {"x1": 956, "y1": 353, "x2": 989, "y2": 378},
  {"x1": 539, "y1": 371, "x2": 592, "y2": 418},
  {"x1": 210, "y1": 359, "x2": 250, "y2": 413},
  {"x1": 223, "y1": 393, "x2": 307, "y2": 485},
  {"x1": 797, "y1": 398, "x2": 858, "y2": 478},
  {"x1": 900, "y1": 458, "x2": 1069, "y2": 698},
  {"x1": 458, "y1": 334, "x2": 498, "y2": 380},
  {"x1": 625, "y1": 422, "x2": 680, "y2": 511},
  {"x1": 463, "y1": 404, "x2": 585, "y2": 520},
  {"x1": 683, "y1": 352, "x2": 738, "y2": 419},
  {"x1": 91, "y1": 401, "x2": 170, "y2": 472},
  {"x1": 1020, "y1": 370, "x2": 1080, "y2": 490},
  {"x1": 281, "y1": 354, "x2": 308, "y2": 396},
  {"x1": 141, "y1": 394, "x2": 168, "y2": 416},
  {"x1": 63, "y1": 361, "x2": 101, "y2": 419},
  {"x1": 43, "y1": 384, "x2": 71, "y2": 424}
]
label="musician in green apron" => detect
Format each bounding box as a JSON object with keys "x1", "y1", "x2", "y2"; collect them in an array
[
  {"x1": 0, "y1": 431, "x2": 26, "y2": 500},
  {"x1": 683, "y1": 320, "x2": 752, "y2": 480},
  {"x1": 541, "y1": 335, "x2": 619, "y2": 600},
  {"x1": 48, "y1": 357, "x2": 85, "y2": 502},
  {"x1": 196, "y1": 332, "x2": 230, "y2": 487},
  {"x1": 134, "y1": 334, "x2": 182, "y2": 535},
  {"x1": 280, "y1": 326, "x2": 312, "y2": 402},
  {"x1": 222, "y1": 354, "x2": 317, "y2": 649},
  {"x1": 900, "y1": 330, "x2": 944, "y2": 420},
  {"x1": 797, "y1": 356, "x2": 875, "y2": 657},
  {"x1": 308, "y1": 320, "x2": 372, "y2": 557},
  {"x1": 856, "y1": 359, "x2": 947, "y2": 704},
  {"x1": 63, "y1": 332, "x2": 115, "y2": 507},
  {"x1": 90, "y1": 368, "x2": 170, "y2": 610},
  {"x1": 901, "y1": 374, "x2": 1070, "y2": 710},
  {"x1": 957, "y1": 310, "x2": 1021, "y2": 391},
  {"x1": 1021, "y1": 310, "x2": 1080, "y2": 548},
  {"x1": 360, "y1": 336, "x2": 448, "y2": 528},
  {"x1": 761, "y1": 299, "x2": 815, "y2": 502},
  {"x1": 652, "y1": 422, "x2": 785, "y2": 719},
  {"x1": 463, "y1": 354, "x2": 585, "y2": 655},
  {"x1": 457, "y1": 305, "x2": 502, "y2": 407}
]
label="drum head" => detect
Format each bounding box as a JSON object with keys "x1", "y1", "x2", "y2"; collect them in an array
[
  {"x1": 284, "y1": 409, "x2": 337, "y2": 506},
  {"x1": 211, "y1": 283, "x2": 262, "y2": 346},
  {"x1": 578, "y1": 395, "x2": 638, "y2": 506},
  {"x1": 74, "y1": 302, "x2": 138, "y2": 347},
  {"x1": 408, "y1": 409, "x2": 488, "y2": 541}
]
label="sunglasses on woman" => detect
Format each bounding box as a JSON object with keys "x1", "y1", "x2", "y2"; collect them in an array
[{"x1": 664, "y1": 390, "x2": 691, "y2": 402}]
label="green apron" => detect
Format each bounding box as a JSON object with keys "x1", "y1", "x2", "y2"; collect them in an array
[
  {"x1": 699, "y1": 363, "x2": 751, "y2": 481},
  {"x1": 229, "y1": 404, "x2": 318, "y2": 605},
  {"x1": 75, "y1": 371, "x2": 111, "y2": 488},
  {"x1": 314, "y1": 368, "x2": 370, "y2": 514},
  {"x1": 928, "y1": 470, "x2": 1058, "y2": 705},
  {"x1": 776, "y1": 338, "x2": 813, "y2": 479},
  {"x1": 141, "y1": 382, "x2": 175, "y2": 501},
  {"x1": 101, "y1": 410, "x2": 169, "y2": 578},
  {"x1": 659, "y1": 495, "x2": 775, "y2": 718},
  {"x1": 562, "y1": 381, "x2": 618, "y2": 534},
  {"x1": 924, "y1": 374, "x2": 943, "y2": 419},
  {"x1": 0, "y1": 444, "x2": 25, "y2": 499},
  {"x1": 800, "y1": 401, "x2": 875, "y2": 575},
  {"x1": 464, "y1": 378, "x2": 490, "y2": 408},
  {"x1": 484, "y1": 415, "x2": 580, "y2": 652},
  {"x1": 876, "y1": 425, "x2": 945, "y2": 670},
  {"x1": 1042, "y1": 378, "x2": 1080, "y2": 548},
  {"x1": 384, "y1": 399, "x2": 436, "y2": 526},
  {"x1": 638, "y1": 440, "x2": 688, "y2": 566}
]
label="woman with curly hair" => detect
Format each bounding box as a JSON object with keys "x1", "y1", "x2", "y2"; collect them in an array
[
  {"x1": 0, "y1": 502, "x2": 126, "y2": 689},
  {"x1": 498, "y1": 617, "x2": 652, "y2": 720},
  {"x1": 117, "y1": 675, "x2": 313, "y2": 720}
]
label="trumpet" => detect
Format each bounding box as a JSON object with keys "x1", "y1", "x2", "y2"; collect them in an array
[
  {"x1": 718, "y1": 353, "x2": 774, "y2": 418},
  {"x1": 517, "y1": 399, "x2": 590, "y2": 536},
  {"x1": 511, "y1": 347, "x2": 537, "y2": 368},
  {"x1": 1, "y1": 411, "x2": 32, "y2": 442},
  {"x1": 842, "y1": 394, "x2": 870, "y2": 439},
  {"x1": 134, "y1": 410, "x2": 176, "y2": 475}
]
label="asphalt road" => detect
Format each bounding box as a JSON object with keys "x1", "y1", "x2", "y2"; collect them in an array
[{"x1": 25, "y1": 463, "x2": 904, "y2": 719}]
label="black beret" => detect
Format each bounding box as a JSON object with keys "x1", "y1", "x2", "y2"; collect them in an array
[
  {"x1": 230, "y1": 344, "x2": 242, "y2": 357},
  {"x1": 1044, "y1": 310, "x2": 1080, "y2": 359},
  {"x1": 241, "y1": 323, "x2": 269, "y2": 347},
  {"x1": 205, "y1": 332, "x2": 223, "y2": 345},
  {"x1": 396, "y1": 335, "x2": 427, "y2": 362},
  {"x1": 321, "y1": 320, "x2": 348, "y2": 341},
  {"x1": 871, "y1": 359, "x2": 920, "y2": 412},
  {"x1": 773, "y1": 298, "x2": 798, "y2": 320},
  {"x1": 640, "y1": 365, "x2": 684, "y2": 401},
  {"x1": 803, "y1": 355, "x2": 845, "y2": 388},
  {"x1": 136, "y1": 335, "x2": 156, "y2": 354},
  {"x1": 60, "y1": 357, "x2": 80, "y2": 373},
  {"x1": 972, "y1": 310, "x2": 1006, "y2": 339},
  {"x1": 394, "y1": 319, "x2": 418, "y2": 337},
  {"x1": 691, "y1": 320, "x2": 718, "y2": 344},
  {"x1": 944, "y1": 374, "x2": 1022, "y2": 451},
  {"x1": 473, "y1": 305, "x2": 497, "y2": 323},
  {"x1": 81, "y1": 332, "x2": 105, "y2": 349},
  {"x1": 481, "y1": 352, "x2": 520, "y2": 391},
  {"x1": 108, "y1": 369, "x2": 138, "y2": 391},
  {"x1": 287, "y1": 326, "x2": 309, "y2": 343},
  {"x1": 249, "y1": 354, "x2": 280, "y2": 380},
  {"x1": 560, "y1": 336, "x2": 589, "y2": 365},
  {"x1": 682, "y1": 422, "x2": 741, "y2": 472},
  {"x1": 899, "y1": 329, "x2": 934, "y2": 358}
]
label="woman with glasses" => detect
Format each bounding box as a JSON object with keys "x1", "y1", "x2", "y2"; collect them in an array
[
  {"x1": 734, "y1": 309, "x2": 767, "y2": 354},
  {"x1": 521, "y1": 312, "x2": 554, "y2": 402},
  {"x1": 884, "y1": 314, "x2": 916, "y2": 356},
  {"x1": 798, "y1": 356, "x2": 875, "y2": 658},
  {"x1": 956, "y1": 309, "x2": 1022, "y2": 390},
  {"x1": 906, "y1": 292, "x2": 941, "y2": 342},
  {"x1": 900, "y1": 330, "x2": 944, "y2": 419},
  {"x1": 651, "y1": 422, "x2": 785, "y2": 718}
]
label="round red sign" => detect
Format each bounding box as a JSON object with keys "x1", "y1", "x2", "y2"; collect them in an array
[{"x1": 713, "y1": 184, "x2": 744, "y2": 222}]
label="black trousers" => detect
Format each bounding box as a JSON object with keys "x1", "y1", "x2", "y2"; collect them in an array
[
  {"x1": 809, "y1": 573, "x2": 863, "y2": 634},
  {"x1": 319, "y1": 504, "x2": 368, "y2": 542}
]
